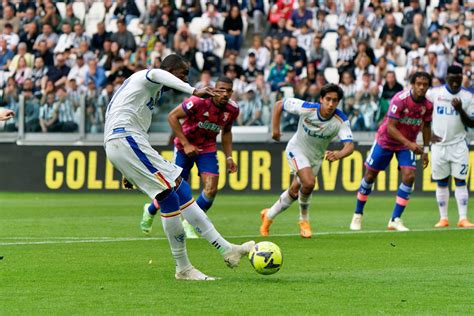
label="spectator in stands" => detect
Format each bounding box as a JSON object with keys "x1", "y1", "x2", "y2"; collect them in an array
[
  {"x1": 31, "y1": 56, "x2": 47, "y2": 94},
  {"x1": 46, "y1": 53, "x2": 70, "y2": 88},
  {"x1": 225, "y1": 66, "x2": 246, "y2": 100},
  {"x1": 237, "y1": 87, "x2": 263, "y2": 126},
  {"x1": 74, "y1": 41, "x2": 95, "y2": 63},
  {"x1": 17, "y1": 0, "x2": 36, "y2": 18},
  {"x1": 312, "y1": 8, "x2": 329, "y2": 34},
  {"x1": 54, "y1": 86, "x2": 77, "y2": 132},
  {"x1": 284, "y1": 36, "x2": 307, "y2": 75},
  {"x1": 338, "y1": 2, "x2": 357, "y2": 33},
  {"x1": 66, "y1": 79, "x2": 82, "y2": 113},
  {"x1": 60, "y1": 4, "x2": 80, "y2": 29},
  {"x1": 376, "y1": 70, "x2": 403, "y2": 124},
  {"x1": 13, "y1": 56, "x2": 32, "y2": 85},
  {"x1": 268, "y1": 17, "x2": 292, "y2": 40},
  {"x1": 368, "y1": 6, "x2": 384, "y2": 33},
  {"x1": 445, "y1": 0, "x2": 463, "y2": 27},
  {"x1": 377, "y1": 13, "x2": 403, "y2": 49},
  {"x1": 85, "y1": 82, "x2": 101, "y2": 133},
  {"x1": 339, "y1": 71, "x2": 356, "y2": 115},
  {"x1": 287, "y1": 0, "x2": 313, "y2": 32},
  {"x1": 178, "y1": 0, "x2": 201, "y2": 23},
  {"x1": 223, "y1": 53, "x2": 243, "y2": 78},
  {"x1": 114, "y1": 0, "x2": 141, "y2": 25},
  {"x1": 67, "y1": 54, "x2": 88, "y2": 86},
  {"x1": 354, "y1": 53, "x2": 375, "y2": 81},
  {"x1": 294, "y1": 24, "x2": 314, "y2": 59},
  {"x1": 10, "y1": 43, "x2": 35, "y2": 73},
  {"x1": 111, "y1": 19, "x2": 136, "y2": 52},
  {"x1": 0, "y1": 38, "x2": 14, "y2": 71},
  {"x1": 336, "y1": 35, "x2": 355, "y2": 75},
  {"x1": 107, "y1": 57, "x2": 133, "y2": 84},
  {"x1": 148, "y1": 41, "x2": 171, "y2": 66},
  {"x1": 195, "y1": 70, "x2": 215, "y2": 89},
  {"x1": 425, "y1": 51, "x2": 448, "y2": 79},
  {"x1": 39, "y1": 92, "x2": 59, "y2": 133},
  {"x1": 247, "y1": 73, "x2": 271, "y2": 106},
  {"x1": 243, "y1": 35, "x2": 271, "y2": 70},
  {"x1": 267, "y1": 53, "x2": 292, "y2": 91},
  {"x1": 354, "y1": 72, "x2": 378, "y2": 131},
  {"x1": 202, "y1": 3, "x2": 222, "y2": 30},
  {"x1": 19, "y1": 7, "x2": 39, "y2": 37},
  {"x1": 402, "y1": 0, "x2": 422, "y2": 25},
  {"x1": 381, "y1": 36, "x2": 405, "y2": 67},
  {"x1": 351, "y1": 14, "x2": 375, "y2": 43},
  {"x1": 20, "y1": 20, "x2": 38, "y2": 51},
  {"x1": 97, "y1": 82, "x2": 115, "y2": 129},
  {"x1": 374, "y1": 56, "x2": 394, "y2": 86},
  {"x1": 34, "y1": 23, "x2": 58, "y2": 51},
  {"x1": 22, "y1": 78, "x2": 40, "y2": 132},
  {"x1": 71, "y1": 23, "x2": 90, "y2": 49},
  {"x1": 0, "y1": 4, "x2": 20, "y2": 34},
  {"x1": 35, "y1": 40, "x2": 54, "y2": 67},
  {"x1": 156, "y1": 3, "x2": 177, "y2": 35},
  {"x1": 40, "y1": 2, "x2": 61, "y2": 32},
  {"x1": 453, "y1": 35, "x2": 470, "y2": 66},
  {"x1": 309, "y1": 35, "x2": 331, "y2": 72},
  {"x1": 140, "y1": 24, "x2": 157, "y2": 53},
  {"x1": 223, "y1": 5, "x2": 244, "y2": 53},
  {"x1": 269, "y1": 37, "x2": 284, "y2": 61},
  {"x1": 91, "y1": 22, "x2": 111, "y2": 54},
  {"x1": 140, "y1": 2, "x2": 159, "y2": 26},
  {"x1": 243, "y1": 52, "x2": 263, "y2": 83},
  {"x1": 2, "y1": 23, "x2": 20, "y2": 51},
  {"x1": 54, "y1": 23, "x2": 74, "y2": 54},
  {"x1": 248, "y1": 0, "x2": 265, "y2": 34},
  {"x1": 274, "y1": 0, "x2": 295, "y2": 21},
  {"x1": 85, "y1": 59, "x2": 106, "y2": 88},
  {"x1": 301, "y1": 83, "x2": 320, "y2": 103},
  {"x1": 402, "y1": 13, "x2": 428, "y2": 50}
]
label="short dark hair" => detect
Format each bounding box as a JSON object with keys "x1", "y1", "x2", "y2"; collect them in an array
[
  {"x1": 320, "y1": 83, "x2": 344, "y2": 101},
  {"x1": 160, "y1": 54, "x2": 188, "y2": 71},
  {"x1": 410, "y1": 71, "x2": 432, "y2": 86},
  {"x1": 447, "y1": 65, "x2": 463, "y2": 75},
  {"x1": 216, "y1": 76, "x2": 233, "y2": 85}
]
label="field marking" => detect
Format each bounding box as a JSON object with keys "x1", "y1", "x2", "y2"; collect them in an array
[{"x1": 0, "y1": 227, "x2": 472, "y2": 246}]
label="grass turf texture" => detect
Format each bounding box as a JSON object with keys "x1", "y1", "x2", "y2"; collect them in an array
[{"x1": 1, "y1": 193, "x2": 473, "y2": 315}]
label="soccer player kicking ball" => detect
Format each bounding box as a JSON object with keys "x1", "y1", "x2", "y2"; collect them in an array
[
  {"x1": 260, "y1": 84, "x2": 354, "y2": 238},
  {"x1": 104, "y1": 54, "x2": 254, "y2": 280},
  {"x1": 141, "y1": 77, "x2": 239, "y2": 238},
  {"x1": 427, "y1": 65, "x2": 474, "y2": 228},
  {"x1": 350, "y1": 72, "x2": 433, "y2": 231}
]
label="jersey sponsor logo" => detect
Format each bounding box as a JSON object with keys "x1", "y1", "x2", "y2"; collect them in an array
[
  {"x1": 146, "y1": 97, "x2": 155, "y2": 110},
  {"x1": 391, "y1": 104, "x2": 398, "y2": 113},
  {"x1": 198, "y1": 120, "x2": 221, "y2": 132},
  {"x1": 398, "y1": 117, "x2": 422, "y2": 126},
  {"x1": 302, "y1": 124, "x2": 333, "y2": 139},
  {"x1": 437, "y1": 106, "x2": 459, "y2": 116},
  {"x1": 437, "y1": 96, "x2": 452, "y2": 102},
  {"x1": 303, "y1": 118, "x2": 325, "y2": 131}
]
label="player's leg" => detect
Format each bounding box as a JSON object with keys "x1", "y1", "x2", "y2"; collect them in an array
[
  {"x1": 351, "y1": 142, "x2": 390, "y2": 230},
  {"x1": 388, "y1": 149, "x2": 416, "y2": 231},
  {"x1": 431, "y1": 144, "x2": 450, "y2": 227},
  {"x1": 195, "y1": 152, "x2": 220, "y2": 212},
  {"x1": 450, "y1": 144, "x2": 474, "y2": 228},
  {"x1": 296, "y1": 166, "x2": 317, "y2": 238},
  {"x1": 141, "y1": 148, "x2": 194, "y2": 235},
  {"x1": 174, "y1": 177, "x2": 255, "y2": 267}
]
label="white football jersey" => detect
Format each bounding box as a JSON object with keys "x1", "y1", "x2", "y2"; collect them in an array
[
  {"x1": 104, "y1": 69, "x2": 195, "y2": 142},
  {"x1": 283, "y1": 98, "x2": 353, "y2": 159},
  {"x1": 426, "y1": 85, "x2": 474, "y2": 146}
]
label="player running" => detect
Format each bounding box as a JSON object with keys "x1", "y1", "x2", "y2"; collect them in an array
[
  {"x1": 104, "y1": 54, "x2": 254, "y2": 280},
  {"x1": 427, "y1": 65, "x2": 474, "y2": 228},
  {"x1": 141, "y1": 76, "x2": 239, "y2": 238},
  {"x1": 350, "y1": 72, "x2": 433, "y2": 231},
  {"x1": 260, "y1": 84, "x2": 354, "y2": 238}
]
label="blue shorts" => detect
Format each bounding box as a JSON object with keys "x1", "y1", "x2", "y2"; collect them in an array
[
  {"x1": 174, "y1": 149, "x2": 219, "y2": 181},
  {"x1": 365, "y1": 141, "x2": 417, "y2": 171}
]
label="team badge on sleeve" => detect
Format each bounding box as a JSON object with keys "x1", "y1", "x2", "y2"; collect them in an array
[{"x1": 186, "y1": 101, "x2": 194, "y2": 110}]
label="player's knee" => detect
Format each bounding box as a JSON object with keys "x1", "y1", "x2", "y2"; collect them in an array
[
  {"x1": 300, "y1": 180, "x2": 315, "y2": 194},
  {"x1": 364, "y1": 171, "x2": 378, "y2": 183},
  {"x1": 402, "y1": 173, "x2": 416, "y2": 185},
  {"x1": 204, "y1": 186, "x2": 218, "y2": 198}
]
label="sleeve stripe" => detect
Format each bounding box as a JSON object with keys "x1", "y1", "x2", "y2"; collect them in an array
[
  {"x1": 341, "y1": 139, "x2": 353, "y2": 143},
  {"x1": 145, "y1": 69, "x2": 160, "y2": 84}
]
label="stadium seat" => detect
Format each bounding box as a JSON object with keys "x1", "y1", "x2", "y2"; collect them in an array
[
  {"x1": 56, "y1": 2, "x2": 66, "y2": 19},
  {"x1": 106, "y1": 19, "x2": 118, "y2": 33},
  {"x1": 72, "y1": 2, "x2": 86, "y2": 23},
  {"x1": 189, "y1": 17, "x2": 206, "y2": 36},
  {"x1": 195, "y1": 51, "x2": 205, "y2": 70},
  {"x1": 325, "y1": 14, "x2": 338, "y2": 30},
  {"x1": 281, "y1": 86, "x2": 294, "y2": 98},
  {"x1": 395, "y1": 66, "x2": 407, "y2": 85},
  {"x1": 127, "y1": 18, "x2": 143, "y2": 36},
  {"x1": 135, "y1": 0, "x2": 146, "y2": 16},
  {"x1": 393, "y1": 12, "x2": 403, "y2": 26},
  {"x1": 321, "y1": 32, "x2": 338, "y2": 52},
  {"x1": 85, "y1": 2, "x2": 106, "y2": 36},
  {"x1": 213, "y1": 34, "x2": 226, "y2": 59},
  {"x1": 324, "y1": 67, "x2": 340, "y2": 84},
  {"x1": 329, "y1": 51, "x2": 338, "y2": 67}
]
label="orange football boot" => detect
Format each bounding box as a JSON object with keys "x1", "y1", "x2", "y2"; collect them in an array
[
  {"x1": 298, "y1": 220, "x2": 312, "y2": 238},
  {"x1": 260, "y1": 209, "x2": 273, "y2": 236},
  {"x1": 457, "y1": 219, "x2": 474, "y2": 228},
  {"x1": 434, "y1": 218, "x2": 449, "y2": 228}
]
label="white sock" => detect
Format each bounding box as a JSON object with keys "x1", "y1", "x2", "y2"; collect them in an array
[
  {"x1": 180, "y1": 201, "x2": 232, "y2": 254},
  {"x1": 299, "y1": 191, "x2": 312, "y2": 221},
  {"x1": 267, "y1": 190, "x2": 297, "y2": 220},
  {"x1": 435, "y1": 186, "x2": 449, "y2": 220},
  {"x1": 455, "y1": 185, "x2": 468, "y2": 220},
  {"x1": 161, "y1": 215, "x2": 191, "y2": 273}
]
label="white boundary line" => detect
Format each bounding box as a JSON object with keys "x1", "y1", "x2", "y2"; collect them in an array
[{"x1": 0, "y1": 227, "x2": 471, "y2": 246}]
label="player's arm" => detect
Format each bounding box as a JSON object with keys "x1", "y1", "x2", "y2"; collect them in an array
[
  {"x1": 452, "y1": 98, "x2": 474, "y2": 128},
  {"x1": 272, "y1": 100, "x2": 284, "y2": 141},
  {"x1": 146, "y1": 69, "x2": 215, "y2": 98},
  {"x1": 387, "y1": 118, "x2": 423, "y2": 154},
  {"x1": 326, "y1": 121, "x2": 355, "y2": 162},
  {"x1": 0, "y1": 109, "x2": 15, "y2": 121},
  {"x1": 167, "y1": 104, "x2": 199, "y2": 156},
  {"x1": 421, "y1": 121, "x2": 431, "y2": 168},
  {"x1": 221, "y1": 124, "x2": 237, "y2": 173}
]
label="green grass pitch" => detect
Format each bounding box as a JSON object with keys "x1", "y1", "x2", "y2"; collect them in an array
[{"x1": 1, "y1": 192, "x2": 473, "y2": 315}]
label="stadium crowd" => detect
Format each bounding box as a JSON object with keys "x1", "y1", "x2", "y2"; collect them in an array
[{"x1": 0, "y1": 0, "x2": 472, "y2": 133}]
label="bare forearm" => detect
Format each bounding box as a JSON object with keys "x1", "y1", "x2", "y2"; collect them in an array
[
  {"x1": 338, "y1": 142, "x2": 354, "y2": 159},
  {"x1": 272, "y1": 101, "x2": 283, "y2": 134},
  {"x1": 458, "y1": 109, "x2": 474, "y2": 128},
  {"x1": 388, "y1": 123, "x2": 411, "y2": 146},
  {"x1": 168, "y1": 116, "x2": 190, "y2": 145},
  {"x1": 221, "y1": 130, "x2": 233, "y2": 157},
  {"x1": 422, "y1": 124, "x2": 431, "y2": 146}
]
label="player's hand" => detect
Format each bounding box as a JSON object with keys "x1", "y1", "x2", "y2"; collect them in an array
[
  {"x1": 272, "y1": 130, "x2": 281, "y2": 141},
  {"x1": 122, "y1": 177, "x2": 134, "y2": 190},
  {"x1": 193, "y1": 87, "x2": 216, "y2": 98},
  {"x1": 407, "y1": 142, "x2": 424, "y2": 155},
  {"x1": 325, "y1": 150, "x2": 340, "y2": 162},
  {"x1": 431, "y1": 133, "x2": 442, "y2": 144},
  {"x1": 422, "y1": 153, "x2": 429, "y2": 169},
  {"x1": 0, "y1": 109, "x2": 15, "y2": 121},
  {"x1": 451, "y1": 98, "x2": 462, "y2": 112},
  {"x1": 183, "y1": 143, "x2": 199, "y2": 156},
  {"x1": 226, "y1": 157, "x2": 237, "y2": 173}
]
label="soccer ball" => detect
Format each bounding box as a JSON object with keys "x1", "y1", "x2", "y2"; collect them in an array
[{"x1": 248, "y1": 241, "x2": 283, "y2": 275}]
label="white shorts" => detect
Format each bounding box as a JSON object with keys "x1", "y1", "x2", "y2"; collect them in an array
[
  {"x1": 431, "y1": 142, "x2": 469, "y2": 180},
  {"x1": 286, "y1": 146, "x2": 322, "y2": 176},
  {"x1": 105, "y1": 134, "x2": 182, "y2": 199}
]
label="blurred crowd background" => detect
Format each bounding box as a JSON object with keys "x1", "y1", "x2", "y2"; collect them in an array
[{"x1": 0, "y1": 0, "x2": 472, "y2": 134}]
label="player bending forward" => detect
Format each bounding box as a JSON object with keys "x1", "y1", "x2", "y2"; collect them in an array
[
  {"x1": 427, "y1": 65, "x2": 474, "y2": 228},
  {"x1": 141, "y1": 76, "x2": 239, "y2": 238},
  {"x1": 260, "y1": 84, "x2": 354, "y2": 238},
  {"x1": 104, "y1": 54, "x2": 254, "y2": 280},
  {"x1": 350, "y1": 72, "x2": 433, "y2": 231}
]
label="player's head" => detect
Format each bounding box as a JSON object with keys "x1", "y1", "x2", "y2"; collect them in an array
[
  {"x1": 410, "y1": 71, "x2": 432, "y2": 99},
  {"x1": 446, "y1": 65, "x2": 463, "y2": 93},
  {"x1": 213, "y1": 76, "x2": 233, "y2": 106},
  {"x1": 160, "y1": 54, "x2": 189, "y2": 82},
  {"x1": 319, "y1": 83, "x2": 344, "y2": 117}
]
